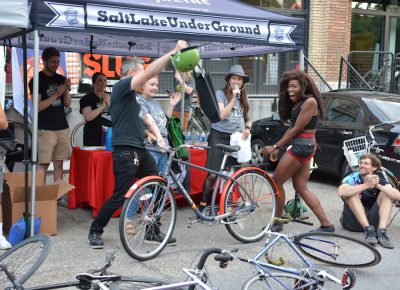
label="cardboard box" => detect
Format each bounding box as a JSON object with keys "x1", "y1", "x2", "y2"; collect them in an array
[{"x1": 2, "y1": 171, "x2": 74, "y2": 235}]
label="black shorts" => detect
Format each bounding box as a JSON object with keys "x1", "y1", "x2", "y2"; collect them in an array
[
  {"x1": 339, "y1": 201, "x2": 379, "y2": 232},
  {"x1": 205, "y1": 128, "x2": 238, "y2": 172}
]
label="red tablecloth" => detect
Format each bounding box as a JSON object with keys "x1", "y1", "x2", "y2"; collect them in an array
[{"x1": 68, "y1": 147, "x2": 208, "y2": 217}]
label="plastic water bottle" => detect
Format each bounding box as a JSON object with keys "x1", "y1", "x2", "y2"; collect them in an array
[
  {"x1": 105, "y1": 127, "x2": 112, "y2": 151},
  {"x1": 200, "y1": 132, "x2": 206, "y2": 146},
  {"x1": 101, "y1": 126, "x2": 107, "y2": 146},
  {"x1": 192, "y1": 131, "x2": 199, "y2": 145},
  {"x1": 184, "y1": 131, "x2": 191, "y2": 145}
]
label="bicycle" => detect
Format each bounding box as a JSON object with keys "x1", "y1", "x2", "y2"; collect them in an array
[
  {"x1": 361, "y1": 58, "x2": 393, "y2": 92},
  {"x1": 209, "y1": 220, "x2": 380, "y2": 290},
  {"x1": 69, "y1": 121, "x2": 85, "y2": 149},
  {"x1": 0, "y1": 235, "x2": 232, "y2": 290},
  {"x1": 0, "y1": 120, "x2": 32, "y2": 171},
  {"x1": 119, "y1": 142, "x2": 278, "y2": 261}
]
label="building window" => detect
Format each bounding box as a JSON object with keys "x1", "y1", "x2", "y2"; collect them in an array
[{"x1": 240, "y1": 0, "x2": 304, "y2": 10}]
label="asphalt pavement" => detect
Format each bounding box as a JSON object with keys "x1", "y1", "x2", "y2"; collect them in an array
[{"x1": 13, "y1": 172, "x2": 400, "y2": 289}]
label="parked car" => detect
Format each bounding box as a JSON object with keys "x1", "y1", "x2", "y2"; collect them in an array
[{"x1": 251, "y1": 89, "x2": 400, "y2": 179}]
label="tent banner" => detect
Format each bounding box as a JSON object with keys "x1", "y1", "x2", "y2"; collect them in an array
[
  {"x1": 12, "y1": 47, "x2": 67, "y2": 118},
  {"x1": 41, "y1": 1, "x2": 298, "y2": 47}
]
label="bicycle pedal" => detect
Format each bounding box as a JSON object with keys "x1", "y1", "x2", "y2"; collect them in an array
[{"x1": 186, "y1": 217, "x2": 201, "y2": 228}]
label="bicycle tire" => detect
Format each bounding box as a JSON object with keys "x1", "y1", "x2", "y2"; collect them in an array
[
  {"x1": 119, "y1": 178, "x2": 177, "y2": 261},
  {"x1": 242, "y1": 272, "x2": 325, "y2": 290},
  {"x1": 0, "y1": 235, "x2": 51, "y2": 288},
  {"x1": 70, "y1": 121, "x2": 85, "y2": 149},
  {"x1": 222, "y1": 168, "x2": 277, "y2": 243},
  {"x1": 294, "y1": 232, "x2": 381, "y2": 268}
]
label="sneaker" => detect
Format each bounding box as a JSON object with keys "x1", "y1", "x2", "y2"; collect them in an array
[
  {"x1": 88, "y1": 231, "x2": 104, "y2": 249},
  {"x1": 376, "y1": 228, "x2": 394, "y2": 249},
  {"x1": 364, "y1": 226, "x2": 377, "y2": 245},
  {"x1": 144, "y1": 225, "x2": 176, "y2": 246},
  {"x1": 0, "y1": 236, "x2": 12, "y2": 250},
  {"x1": 310, "y1": 224, "x2": 335, "y2": 233}
]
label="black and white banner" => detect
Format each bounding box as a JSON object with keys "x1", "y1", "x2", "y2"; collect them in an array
[{"x1": 87, "y1": 4, "x2": 270, "y2": 41}]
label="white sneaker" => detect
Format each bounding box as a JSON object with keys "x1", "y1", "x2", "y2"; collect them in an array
[{"x1": 0, "y1": 236, "x2": 12, "y2": 250}]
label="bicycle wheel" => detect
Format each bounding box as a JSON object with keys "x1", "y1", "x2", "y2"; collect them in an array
[
  {"x1": 119, "y1": 178, "x2": 177, "y2": 261},
  {"x1": 294, "y1": 232, "x2": 381, "y2": 268},
  {"x1": 242, "y1": 272, "x2": 325, "y2": 290},
  {"x1": 222, "y1": 168, "x2": 277, "y2": 243},
  {"x1": 70, "y1": 121, "x2": 85, "y2": 149},
  {"x1": 0, "y1": 235, "x2": 51, "y2": 288}
]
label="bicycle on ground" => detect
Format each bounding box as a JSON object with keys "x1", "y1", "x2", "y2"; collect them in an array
[
  {"x1": 0, "y1": 235, "x2": 236, "y2": 290},
  {"x1": 208, "y1": 218, "x2": 380, "y2": 290},
  {"x1": 119, "y1": 142, "x2": 278, "y2": 261}
]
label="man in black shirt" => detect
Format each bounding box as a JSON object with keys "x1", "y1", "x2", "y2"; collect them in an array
[
  {"x1": 88, "y1": 40, "x2": 188, "y2": 249},
  {"x1": 28, "y1": 47, "x2": 71, "y2": 183}
]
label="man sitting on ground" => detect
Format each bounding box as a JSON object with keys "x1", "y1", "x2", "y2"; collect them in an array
[{"x1": 338, "y1": 153, "x2": 400, "y2": 249}]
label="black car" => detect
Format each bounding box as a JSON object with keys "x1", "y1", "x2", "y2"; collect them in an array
[{"x1": 251, "y1": 89, "x2": 400, "y2": 179}]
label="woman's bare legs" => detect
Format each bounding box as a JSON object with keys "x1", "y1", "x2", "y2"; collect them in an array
[
  {"x1": 292, "y1": 160, "x2": 332, "y2": 227},
  {"x1": 272, "y1": 152, "x2": 303, "y2": 217}
]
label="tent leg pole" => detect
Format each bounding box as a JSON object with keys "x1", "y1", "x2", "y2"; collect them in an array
[{"x1": 30, "y1": 30, "x2": 40, "y2": 237}]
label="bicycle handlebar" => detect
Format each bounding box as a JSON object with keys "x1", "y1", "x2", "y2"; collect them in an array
[
  {"x1": 144, "y1": 140, "x2": 210, "y2": 154},
  {"x1": 187, "y1": 248, "x2": 236, "y2": 290}
]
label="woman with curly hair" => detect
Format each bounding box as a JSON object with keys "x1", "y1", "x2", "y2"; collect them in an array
[{"x1": 262, "y1": 70, "x2": 334, "y2": 232}]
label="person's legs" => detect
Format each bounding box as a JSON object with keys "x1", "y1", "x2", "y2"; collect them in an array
[
  {"x1": 292, "y1": 160, "x2": 333, "y2": 230},
  {"x1": 52, "y1": 160, "x2": 63, "y2": 181},
  {"x1": 52, "y1": 129, "x2": 69, "y2": 182},
  {"x1": 375, "y1": 193, "x2": 394, "y2": 248},
  {"x1": 272, "y1": 152, "x2": 303, "y2": 217},
  {"x1": 137, "y1": 150, "x2": 176, "y2": 245},
  {"x1": 344, "y1": 195, "x2": 371, "y2": 228},
  {"x1": 343, "y1": 198, "x2": 377, "y2": 244},
  {"x1": 376, "y1": 191, "x2": 393, "y2": 229},
  {"x1": 0, "y1": 203, "x2": 11, "y2": 250},
  {"x1": 89, "y1": 146, "x2": 139, "y2": 248},
  {"x1": 37, "y1": 129, "x2": 57, "y2": 184}
]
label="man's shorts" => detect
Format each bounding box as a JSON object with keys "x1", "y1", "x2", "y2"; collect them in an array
[
  {"x1": 38, "y1": 129, "x2": 69, "y2": 164},
  {"x1": 340, "y1": 201, "x2": 379, "y2": 232}
]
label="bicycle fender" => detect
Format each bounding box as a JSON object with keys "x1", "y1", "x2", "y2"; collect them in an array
[
  {"x1": 219, "y1": 167, "x2": 278, "y2": 214},
  {"x1": 124, "y1": 176, "x2": 167, "y2": 199}
]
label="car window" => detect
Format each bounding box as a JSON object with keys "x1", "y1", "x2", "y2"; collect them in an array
[
  {"x1": 326, "y1": 98, "x2": 362, "y2": 123},
  {"x1": 362, "y1": 97, "x2": 400, "y2": 122}
]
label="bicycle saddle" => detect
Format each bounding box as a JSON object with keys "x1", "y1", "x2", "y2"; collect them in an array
[{"x1": 216, "y1": 144, "x2": 241, "y2": 153}]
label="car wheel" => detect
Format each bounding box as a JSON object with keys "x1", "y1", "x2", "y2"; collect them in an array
[{"x1": 251, "y1": 138, "x2": 265, "y2": 165}]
